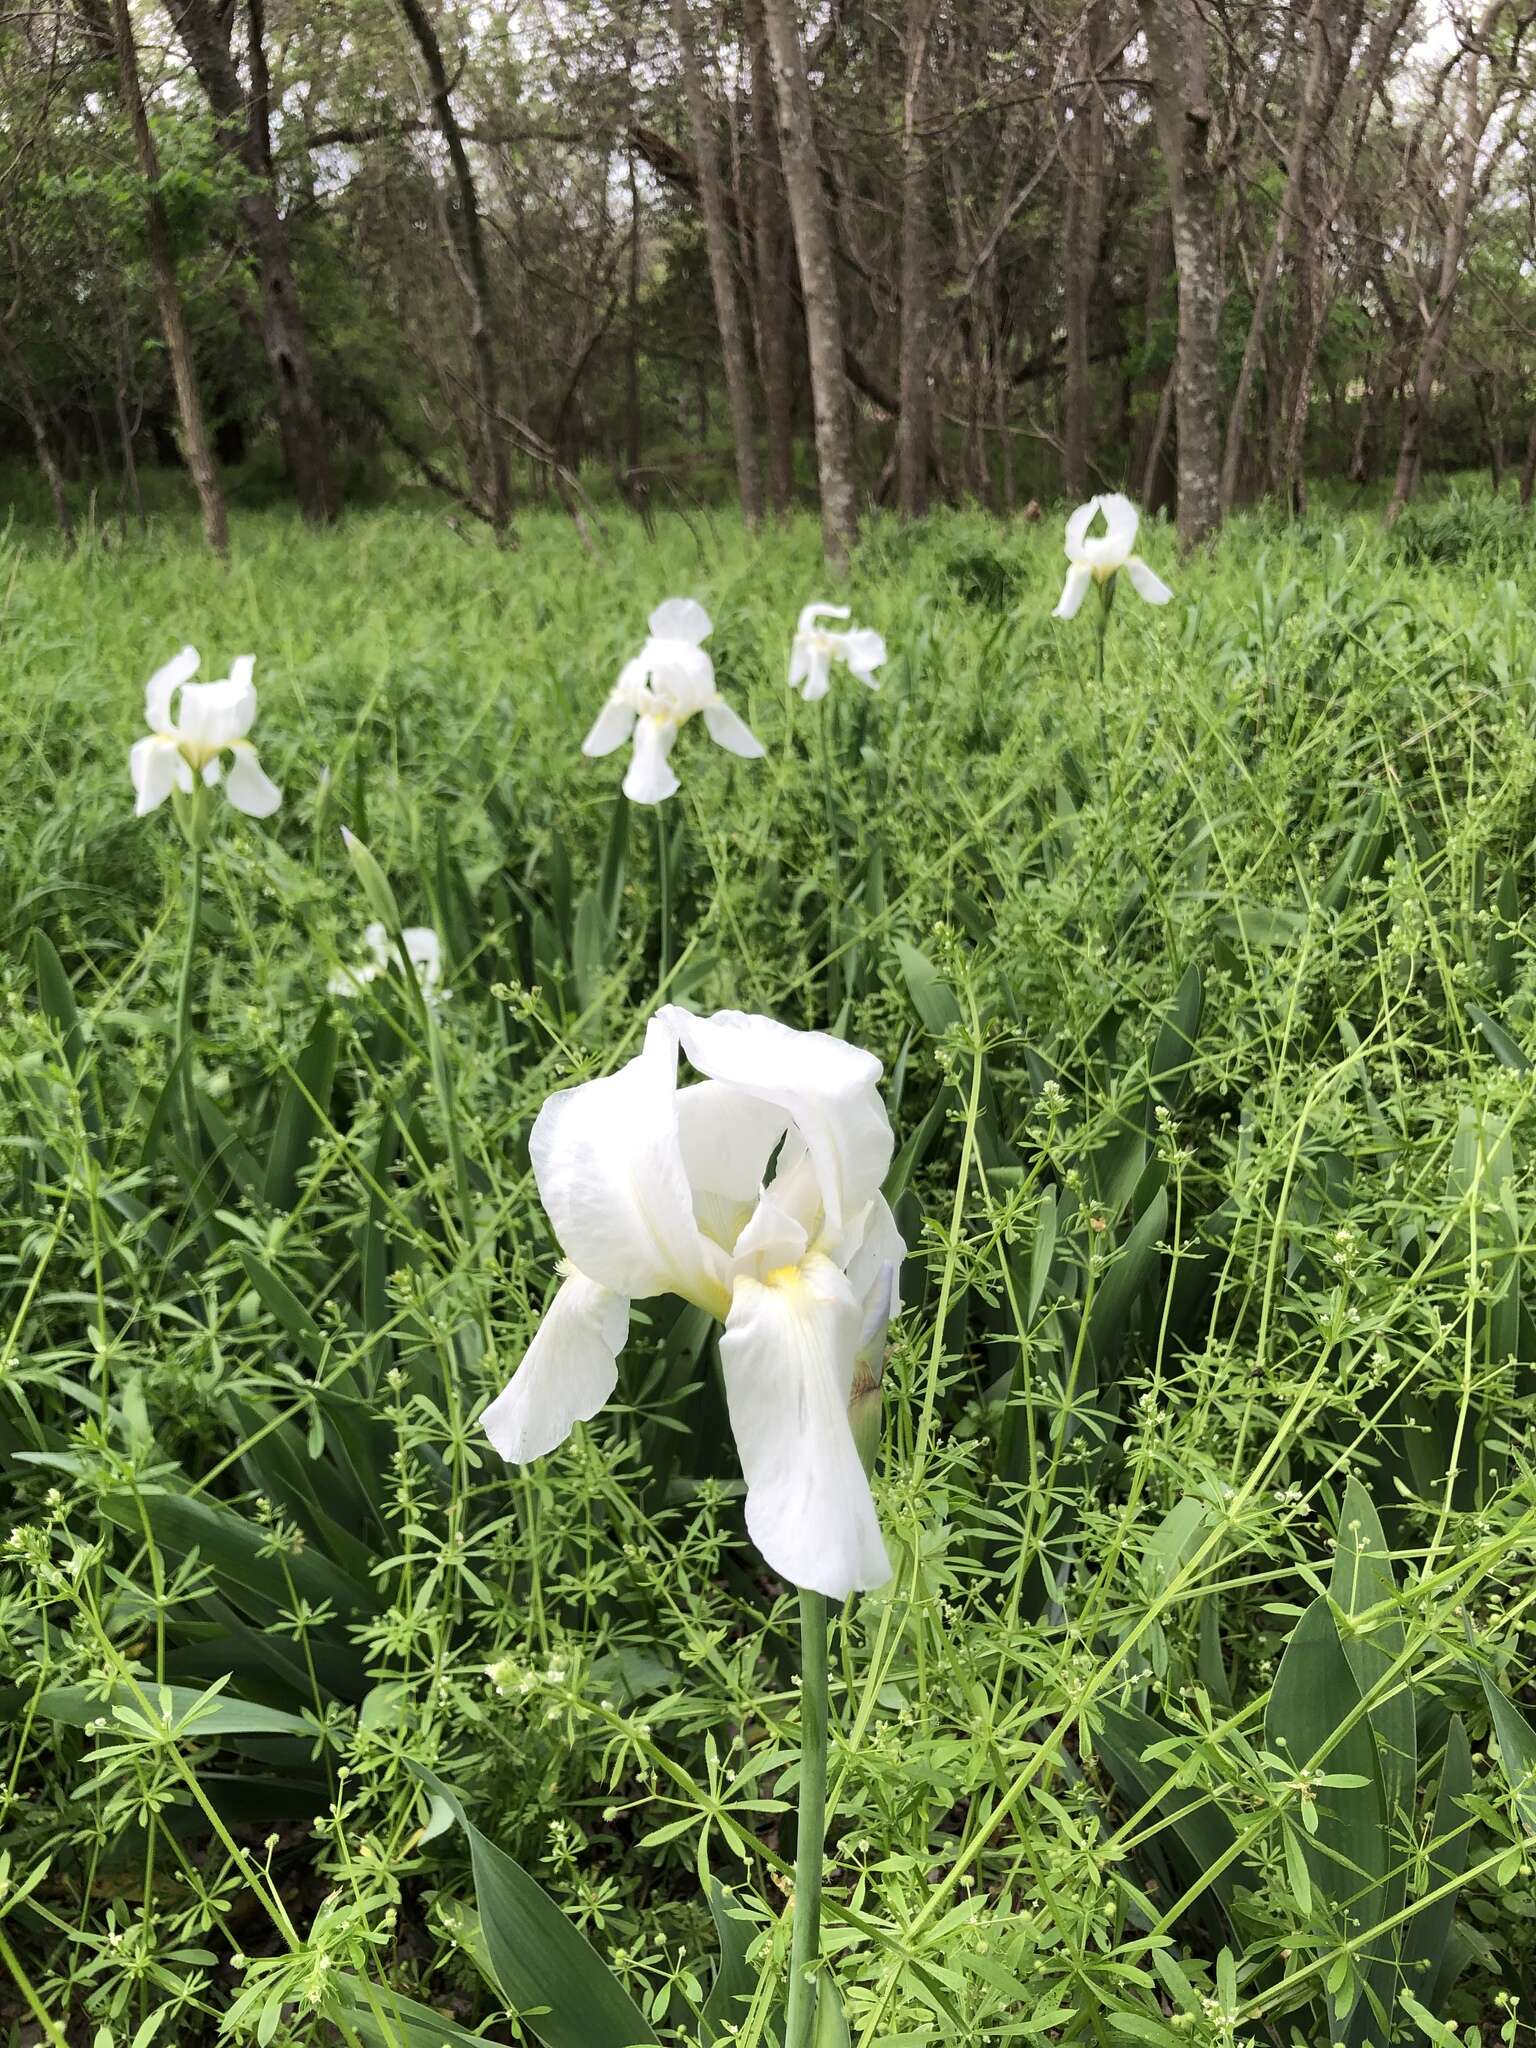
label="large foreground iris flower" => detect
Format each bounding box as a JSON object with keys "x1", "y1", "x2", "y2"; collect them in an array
[
  {"x1": 1053, "y1": 493, "x2": 1173, "y2": 619},
  {"x1": 482, "y1": 1005, "x2": 904, "y2": 1598},
  {"x1": 582, "y1": 599, "x2": 764, "y2": 804},
  {"x1": 129, "y1": 645, "x2": 282, "y2": 819}
]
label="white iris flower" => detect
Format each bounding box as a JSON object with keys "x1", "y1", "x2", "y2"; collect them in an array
[
  {"x1": 788, "y1": 603, "x2": 886, "y2": 701},
  {"x1": 582, "y1": 598, "x2": 764, "y2": 805},
  {"x1": 482, "y1": 1005, "x2": 905, "y2": 1598},
  {"x1": 329, "y1": 922, "x2": 447, "y2": 1005},
  {"x1": 1053, "y1": 493, "x2": 1173, "y2": 620},
  {"x1": 129, "y1": 645, "x2": 282, "y2": 819}
]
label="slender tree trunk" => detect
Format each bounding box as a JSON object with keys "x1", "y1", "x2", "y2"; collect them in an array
[
  {"x1": 109, "y1": 0, "x2": 228, "y2": 555},
  {"x1": 1061, "y1": 1, "x2": 1106, "y2": 502},
  {"x1": 1219, "y1": 1, "x2": 1357, "y2": 513},
  {"x1": 169, "y1": 0, "x2": 337, "y2": 522},
  {"x1": 1140, "y1": 0, "x2": 1222, "y2": 548},
  {"x1": 1140, "y1": 366, "x2": 1176, "y2": 510},
  {"x1": 1385, "y1": 4, "x2": 1508, "y2": 530},
  {"x1": 896, "y1": 0, "x2": 937, "y2": 518},
  {"x1": 761, "y1": 0, "x2": 859, "y2": 572},
  {"x1": 625, "y1": 148, "x2": 643, "y2": 483},
  {"x1": 1472, "y1": 374, "x2": 1504, "y2": 492},
  {"x1": 1349, "y1": 354, "x2": 1381, "y2": 483},
  {"x1": 1518, "y1": 414, "x2": 1536, "y2": 508},
  {"x1": 747, "y1": 0, "x2": 795, "y2": 511},
  {"x1": 1129, "y1": 213, "x2": 1173, "y2": 492},
  {"x1": 0, "y1": 316, "x2": 74, "y2": 546},
  {"x1": 669, "y1": 0, "x2": 763, "y2": 525},
  {"x1": 1276, "y1": 168, "x2": 1325, "y2": 515},
  {"x1": 395, "y1": 0, "x2": 512, "y2": 538}
]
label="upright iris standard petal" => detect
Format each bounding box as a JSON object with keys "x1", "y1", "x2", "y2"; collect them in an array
[
  {"x1": 144, "y1": 645, "x2": 200, "y2": 730},
  {"x1": 648, "y1": 596, "x2": 712, "y2": 645},
  {"x1": 720, "y1": 1256, "x2": 891, "y2": 1596},
  {"x1": 531, "y1": 1016, "x2": 728, "y2": 1311},
  {"x1": 658, "y1": 1006, "x2": 892, "y2": 1240},
  {"x1": 481, "y1": 1268, "x2": 630, "y2": 1462}
]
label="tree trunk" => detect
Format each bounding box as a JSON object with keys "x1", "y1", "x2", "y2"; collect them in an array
[
  {"x1": 1219, "y1": 1, "x2": 1360, "y2": 513},
  {"x1": 395, "y1": 0, "x2": 512, "y2": 538},
  {"x1": 1518, "y1": 415, "x2": 1536, "y2": 508},
  {"x1": 896, "y1": 0, "x2": 937, "y2": 519},
  {"x1": 761, "y1": 0, "x2": 859, "y2": 572},
  {"x1": 747, "y1": 0, "x2": 795, "y2": 512},
  {"x1": 1140, "y1": 0, "x2": 1222, "y2": 548},
  {"x1": 1275, "y1": 165, "x2": 1326, "y2": 515},
  {"x1": 1061, "y1": 1, "x2": 1106, "y2": 502},
  {"x1": 1140, "y1": 366, "x2": 1176, "y2": 511},
  {"x1": 1349, "y1": 356, "x2": 1381, "y2": 484},
  {"x1": 169, "y1": 0, "x2": 337, "y2": 522},
  {"x1": 669, "y1": 0, "x2": 762, "y2": 525},
  {"x1": 1385, "y1": 3, "x2": 1509, "y2": 530},
  {"x1": 625, "y1": 148, "x2": 643, "y2": 483},
  {"x1": 109, "y1": 0, "x2": 228, "y2": 555},
  {"x1": 0, "y1": 316, "x2": 74, "y2": 546}
]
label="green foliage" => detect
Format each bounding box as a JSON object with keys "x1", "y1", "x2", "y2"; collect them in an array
[{"x1": 4, "y1": 493, "x2": 1536, "y2": 2044}]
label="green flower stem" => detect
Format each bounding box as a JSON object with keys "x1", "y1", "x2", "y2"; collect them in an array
[
  {"x1": 655, "y1": 806, "x2": 672, "y2": 993},
  {"x1": 175, "y1": 842, "x2": 204, "y2": 1143},
  {"x1": 785, "y1": 1586, "x2": 829, "y2": 2048},
  {"x1": 1094, "y1": 578, "x2": 1112, "y2": 790}
]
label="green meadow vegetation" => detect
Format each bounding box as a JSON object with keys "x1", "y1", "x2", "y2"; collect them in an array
[{"x1": 6, "y1": 482, "x2": 1536, "y2": 2046}]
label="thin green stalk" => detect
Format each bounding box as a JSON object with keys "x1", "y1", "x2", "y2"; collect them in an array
[
  {"x1": 175, "y1": 842, "x2": 204, "y2": 1141},
  {"x1": 785, "y1": 1587, "x2": 829, "y2": 2048},
  {"x1": 1094, "y1": 581, "x2": 1111, "y2": 790},
  {"x1": 655, "y1": 805, "x2": 673, "y2": 992}
]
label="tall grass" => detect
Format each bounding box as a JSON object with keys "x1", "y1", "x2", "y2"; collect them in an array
[{"x1": 3, "y1": 486, "x2": 1536, "y2": 2045}]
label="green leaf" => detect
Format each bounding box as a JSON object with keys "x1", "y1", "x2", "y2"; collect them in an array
[
  {"x1": 408, "y1": 1766, "x2": 660, "y2": 2048},
  {"x1": 1329, "y1": 1479, "x2": 1415, "y2": 1819},
  {"x1": 1095, "y1": 1696, "x2": 1247, "y2": 1913},
  {"x1": 598, "y1": 793, "x2": 629, "y2": 926},
  {"x1": 698, "y1": 1877, "x2": 757, "y2": 2044},
  {"x1": 811, "y1": 1975, "x2": 850, "y2": 2048},
  {"x1": 36, "y1": 1680, "x2": 311, "y2": 1742},
  {"x1": 235, "y1": 1248, "x2": 328, "y2": 1371},
  {"x1": 893, "y1": 939, "x2": 962, "y2": 1037},
  {"x1": 342, "y1": 828, "x2": 403, "y2": 930},
  {"x1": 31, "y1": 928, "x2": 92, "y2": 1099},
  {"x1": 99, "y1": 1486, "x2": 379, "y2": 1622},
  {"x1": 1400, "y1": 1716, "x2": 1474, "y2": 2016},
  {"x1": 262, "y1": 1008, "x2": 340, "y2": 1212},
  {"x1": 1026, "y1": 1185, "x2": 1057, "y2": 1320},
  {"x1": 1150, "y1": 963, "x2": 1202, "y2": 1108},
  {"x1": 1479, "y1": 1671, "x2": 1536, "y2": 1835},
  {"x1": 1467, "y1": 1000, "x2": 1530, "y2": 1073},
  {"x1": 1084, "y1": 1187, "x2": 1167, "y2": 1374},
  {"x1": 330, "y1": 1975, "x2": 496, "y2": 2048},
  {"x1": 1265, "y1": 1598, "x2": 1390, "y2": 2046}
]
